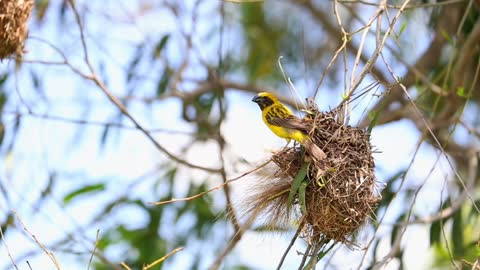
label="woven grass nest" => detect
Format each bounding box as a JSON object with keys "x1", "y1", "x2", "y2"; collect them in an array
[
  {"x1": 245, "y1": 104, "x2": 380, "y2": 244},
  {"x1": 0, "y1": 0, "x2": 33, "y2": 59}
]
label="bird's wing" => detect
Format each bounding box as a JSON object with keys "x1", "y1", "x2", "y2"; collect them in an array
[{"x1": 266, "y1": 112, "x2": 308, "y2": 131}]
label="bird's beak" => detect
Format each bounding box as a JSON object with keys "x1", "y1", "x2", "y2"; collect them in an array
[{"x1": 252, "y1": 95, "x2": 260, "y2": 103}]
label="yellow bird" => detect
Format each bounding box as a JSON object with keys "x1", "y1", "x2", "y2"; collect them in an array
[{"x1": 252, "y1": 92, "x2": 326, "y2": 160}]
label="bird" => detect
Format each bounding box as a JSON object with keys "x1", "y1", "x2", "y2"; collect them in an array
[{"x1": 252, "y1": 92, "x2": 326, "y2": 160}]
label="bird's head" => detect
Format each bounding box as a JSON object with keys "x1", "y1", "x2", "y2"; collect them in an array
[{"x1": 252, "y1": 92, "x2": 278, "y2": 110}]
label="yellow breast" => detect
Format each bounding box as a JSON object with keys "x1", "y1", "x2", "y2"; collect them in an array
[{"x1": 261, "y1": 103, "x2": 308, "y2": 143}]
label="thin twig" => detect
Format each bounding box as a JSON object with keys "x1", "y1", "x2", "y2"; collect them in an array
[
  {"x1": 120, "y1": 262, "x2": 132, "y2": 270},
  {"x1": 142, "y1": 247, "x2": 183, "y2": 270},
  {"x1": 297, "y1": 243, "x2": 311, "y2": 270},
  {"x1": 66, "y1": 0, "x2": 220, "y2": 173},
  {"x1": 337, "y1": 0, "x2": 465, "y2": 9},
  {"x1": 3, "y1": 110, "x2": 194, "y2": 135},
  {"x1": 152, "y1": 159, "x2": 271, "y2": 205},
  {"x1": 276, "y1": 220, "x2": 303, "y2": 270},
  {"x1": 87, "y1": 230, "x2": 100, "y2": 270},
  {"x1": 0, "y1": 225, "x2": 18, "y2": 270},
  {"x1": 14, "y1": 211, "x2": 62, "y2": 270}
]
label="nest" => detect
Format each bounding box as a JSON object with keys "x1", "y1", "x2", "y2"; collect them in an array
[
  {"x1": 0, "y1": 0, "x2": 33, "y2": 59},
  {"x1": 244, "y1": 106, "x2": 380, "y2": 244}
]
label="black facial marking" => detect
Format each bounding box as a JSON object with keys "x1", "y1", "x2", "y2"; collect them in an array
[{"x1": 252, "y1": 96, "x2": 274, "y2": 110}]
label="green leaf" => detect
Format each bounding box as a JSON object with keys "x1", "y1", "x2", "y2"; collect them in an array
[
  {"x1": 156, "y1": 69, "x2": 170, "y2": 96},
  {"x1": 31, "y1": 70, "x2": 41, "y2": 90},
  {"x1": 63, "y1": 183, "x2": 106, "y2": 204},
  {"x1": 367, "y1": 109, "x2": 382, "y2": 133},
  {"x1": 430, "y1": 219, "x2": 441, "y2": 245},
  {"x1": 0, "y1": 73, "x2": 8, "y2": 86},
  {"x1": 317, "y1": 242, "x2": 336, "y2": 261},
  {"x1": 391, "y1": 214, "x2": 406, "y2": 246},
  {"x1": 398, "y1": 21, "x2": 407, "y2": 36},
  {"x1": 0, "y1": 122, "x2": 4, "y2": 145},
  {"x1": 59, "y1": 0, "x2": 68, "y2": 23},
  {"x1": 287, "y1": 162, "x2": 308, "y2": 209},
  {"x1": 35, "y1": 0, "x2": 50, "y2": 22},
  {"x1": 456, "y1": 86, "x2": 466, "y2": 97},
  {"x1": 152, "y1": 34, "x2": 171, "y2": 59},
  {"x1": 100, "y1": 124, "x2": 111, "y2": 147},
  {"x1": 126, "y1": 45, "x2": 144, "y2": 83},
  {"x1": 298, "y1": 181, "x2": 307, "y2": 214},
  {"x1": 451, "y1": 209, "x2": 464, "y2": 258},
  {"x1": 0, "y1": 92, "x2": 7, "y2": 112},
  {"x1": 252, "y1": 225, "x2": 289, "y2": 232},
  {"x1": 440, "y1": 29, "x2": 455, "y2": 46}
]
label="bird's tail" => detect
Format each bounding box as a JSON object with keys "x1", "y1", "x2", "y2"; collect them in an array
[{"x1": 303, "y1": 139, "x2": 326, "y2": 161}]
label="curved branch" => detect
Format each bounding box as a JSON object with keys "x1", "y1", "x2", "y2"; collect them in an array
[{"x1": 66, "y1": 0, "x2": 220, "y2": 173}]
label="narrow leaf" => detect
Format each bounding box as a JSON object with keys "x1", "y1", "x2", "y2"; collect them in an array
[
  {"x1": 100, "y1": 124, "x2": 111, "y2": 147},
  {"x1": 156, "y1": 69, "x2": 170, "y2": 96},
  {"x1": 317, "y1": 242, "x2": 336, "y2": 261},
  {"x1": 152, "y1": 34, "x2": 171, "y2": 59},
  {"x1": 0, "y1": 73, "x2": 8, "y2": 86},
  {"x1": 430, "y1": 219, "x2": 441, "y2": 245},
  {"x1": 451, "y1": 209, "x2": 464, "y2": 258},
  {"x1": 287, "y1": 162, "x2": 308, "y2": 209},
  {"x1": 398, "y1": 21, "x2": 407, "y2": 36},
  {"x1": 298, "y1": 181, "x2": 307, "y2": 214},
  {"x1": 367, "y1": 109, "x2": 382, "y2": 133},
  {"x1": 63, "y1": 183, "x2": 106, "y2": 204}
]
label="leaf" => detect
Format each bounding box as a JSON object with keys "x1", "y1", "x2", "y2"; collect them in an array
[
  {"x1": 126, "y1": 45, "x2": 144, "y2": 83},
  {"x1": 252, "y1": 225, "x2": 289, "y2": 232},
  {"x1": 152, "y1": 34, "x2": 171, "y2": 59},
  {"x1": 456, "y1": 86, "x2": 466, "y2": 97},
  {"x1": 317, "y1": 242, "x2": 336, "y2": 261},
  {"x1": 298, "y1": 181, "x2": 307, "y2": 214},
  {"x1": 391, "y1": 214, "x2": 406, "y2": 246},
  {"x1": 0, "y1": 122, "x2": 4, "y2": 145},
  {"x1": 0, "y1": 73, "x2": 8, "y2": 86},
  {"x1": 376, "y1": 170, "x2": 407, "y2": 211},
  {"x1": 59, "y1": 0, "x2": 68, "y2": 23},
  {"x1": 398, "y1": 21, "x2": 407, "y2": 36},
  {"x1": 468, "y1": 199, "x2": 480, "y2": 218},
  {"x1": 156, "y1": 69, "x2": 170, "y2": 96},
  {"x1": 287, "y1": 162, "x2": 308, "y2": 209},
  {"x1": 31, "y1": 70, "x2": 41, "y2": 90},
  {"x1": 367, "y1": 109, "x2": 382, "y2": 133},
  {"x1": 440, "y1": 29, "x2": 455, "y2": 46},
  {"x1": 0, "y1": 92, "x2": 6, "y2": 112},
  {"x1": 451, "y1": 209, "x2": 464, "y2": 258},
  {"x1": 430, "y1": 219, "x2": 441, "y2": 245},
  {"x1": 100, "y1": 124, "x2": 111, "y2": 147},
  {"x1": 36, "y1": 0, "x2": 50, "y2": 22},
  {"x1": 63, "y1": 183, "x2": 106, "y2": 204}
]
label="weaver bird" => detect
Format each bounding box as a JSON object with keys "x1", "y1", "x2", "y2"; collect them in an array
[{"x1": 252, "y1": 92, "x2": 326, "y2": 160}]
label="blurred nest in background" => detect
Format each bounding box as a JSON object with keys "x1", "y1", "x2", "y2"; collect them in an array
[
  {"x1": 244, "y1": 105, "x2": 380, "y2": 244},
  {"x1": 0, "y1": 0, "x2": 33, "y2": 60}
]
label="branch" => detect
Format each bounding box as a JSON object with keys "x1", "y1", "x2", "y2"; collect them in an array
[
  {"x1": 0, "y1": 224, "x2": 18, "y2": 270},
  {"x1": 151, "y1": 159, "x2": 271, "y2": 205},
  {"x1": 14, "y1": 212, "x2": 62, "y2": 270},
  {"x1": 142, "y1": 247, "x2": 183, "y2": 270},
  {"x1": 3, "y1": 110, "x2": 195, "y2": 135},
  {"x1": 359, "y1": 3, "x2": 465, "y2": 126},
  {"x1": 66, "y1": 0, "x2": 220, "y2": 173}
]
